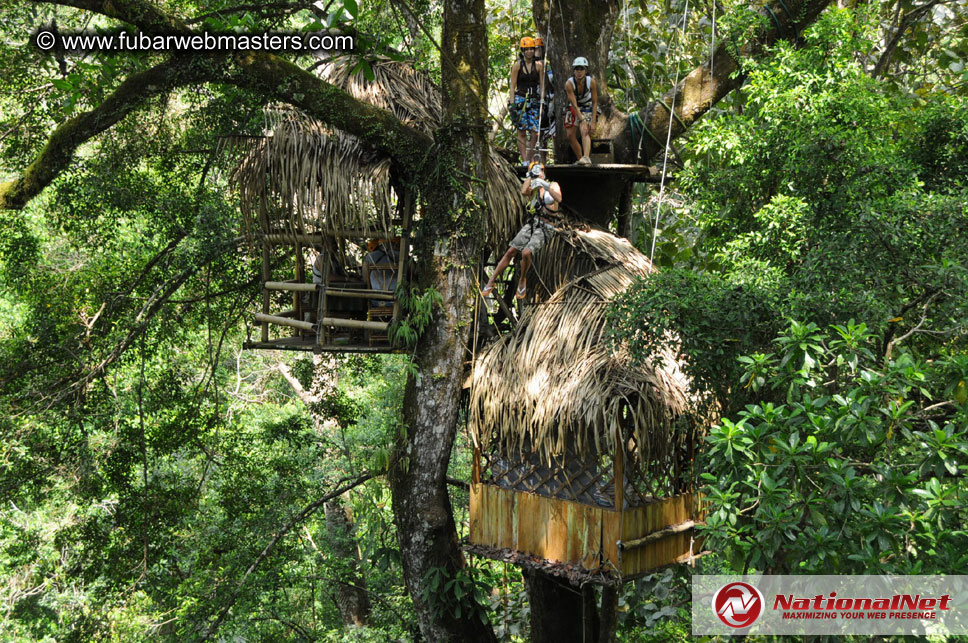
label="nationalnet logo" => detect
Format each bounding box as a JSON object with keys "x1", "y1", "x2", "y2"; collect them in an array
[
  {"x1": 713, "y1": 581, "x2": 765, "y2": 628},
  {"x1": 773, "y1": 591, "x2": 952, "y2": 620},
  {"x1": 694, "y1": 575, "x2": 968, "y2": 635}
]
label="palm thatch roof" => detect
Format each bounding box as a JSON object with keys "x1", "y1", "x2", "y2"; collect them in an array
[
  {"x1": 469, "y1": 228, "x2": 694, "y2": 467},
  {"x1": 232, "y1": 56, "x2": 525, "y2": 252}
]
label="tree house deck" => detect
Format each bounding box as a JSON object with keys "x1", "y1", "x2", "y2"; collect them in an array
[{"x1": 469, "y1": 483, "x2": 702, "y2": 583}]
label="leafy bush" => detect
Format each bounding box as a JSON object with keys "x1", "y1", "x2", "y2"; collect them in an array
[{"x1": 700, "y1": 320, "x2": 968, "y2": 575}]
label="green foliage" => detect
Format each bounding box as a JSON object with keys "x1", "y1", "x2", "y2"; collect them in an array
[
  {"x1": 388, "y1": 284, "x2": 443, "y2": 348},
  {"x1": 612, "y1": 9, "x2": 968, "y2": 418},
  {"x1": 701, "y1": 320, "x2": 968, "y2": 575},
  {"x1": 420, "y1": 565, "x2": 491, "y2": 625}
]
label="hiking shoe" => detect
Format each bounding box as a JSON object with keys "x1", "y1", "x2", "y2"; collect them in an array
[{"x1": 576, "y1": 156, "x2": 592, "y2": 165}]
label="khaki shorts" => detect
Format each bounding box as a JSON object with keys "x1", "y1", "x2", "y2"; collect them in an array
[{"x1": 510, "y1": 217, "x2": 554, "y2": 253}]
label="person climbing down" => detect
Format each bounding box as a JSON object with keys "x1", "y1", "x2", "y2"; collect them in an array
[
  {"x1": 564, "y1": 57, "x2": 598, "y2": 165},
  {"x1": 508, "y1": 37, "x2": 545, "y2": 164},
  {"x1": 481, "y1": 162, "x2": 561, "y2": 300}
]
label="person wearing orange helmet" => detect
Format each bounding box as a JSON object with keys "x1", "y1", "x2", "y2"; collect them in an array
[{"x1": 508, "y1": 36, "x2": 544, "y2": 164}]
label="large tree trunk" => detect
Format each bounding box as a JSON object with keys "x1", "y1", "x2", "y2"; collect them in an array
[
  {"x1": 386, "y1": 0, "x2": 496, "y2": 640},
  {"x1": 536, "y1": 0, "x2": 834, "y2": 227},
  {"x1": 524, "y1": 571, "x2": 603, "y2": 643}
]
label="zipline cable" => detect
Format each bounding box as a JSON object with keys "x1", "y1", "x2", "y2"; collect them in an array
[
  {"x1": 535, "y1": 1, "x2": 554, "y2": 160},
  {"x1": 649, "y1": 0, "x2": 690, "y2": 265}
]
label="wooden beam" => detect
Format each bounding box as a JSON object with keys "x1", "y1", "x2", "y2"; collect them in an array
[
  {"x1": 264, "y1": 281, "x2": 395, "y2": 300},
  {"x1": 255, "y1": 312, "x2": 314, "y2": 332},
  {"x1": 320, "y1": 317, "x2": 389, "y2": 331},
  {"x1": 618, "y1": 520, "x2": 696, "y2": 550},
  {"x1": 261, "y1": 231, "x2": 396, "y2": 244}
]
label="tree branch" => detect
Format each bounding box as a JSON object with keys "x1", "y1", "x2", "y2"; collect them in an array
[
  {"x1": 0, "y1": 58, "x2": 187, "y2": 209},
  {"x1": 620, "y1": 0, "x2": 834, "y2": 162},
  {"x1": 35, "y1": 0, "x2": 194, "y2": 34},
  {"x1": 202, "y1": 472, "x2": 377, "y2": 640},
  {"x1": 7, "y1": 1, "x2": 433, "y2": 210},
  {"x1": 873, "y1": 1, "x2": 947, "y2": 79}
]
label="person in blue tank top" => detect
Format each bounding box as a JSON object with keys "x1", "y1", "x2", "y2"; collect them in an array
[{"x1": 508, "y1": 37, "x2": 545, "y2": 164}]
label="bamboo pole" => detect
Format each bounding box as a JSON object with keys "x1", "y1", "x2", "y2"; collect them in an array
[
  {"x1": 262, "y1": 231, "x2": 395, "y2": 244},
  {"x1": 263, "y1": 282, "x2": 395, "y2": 299},
  {"x1": 325, "y1": 289, "x2": 394, "y2": 300},
  {"x1": 261, "y1": 240, "x2": 271, "y2": 342},
  {"x1": 319, "y1": 317, "x2": 389, "y2": 331},
  {"x1": 266, "y1": 281, "x2": 317, "y2": 292},
  {"x1": 255, "y1": 313, "x2": 314, "y2": 332},
  {"x1": 618, "y1": 520, "x2": 696, "y2": 550}
]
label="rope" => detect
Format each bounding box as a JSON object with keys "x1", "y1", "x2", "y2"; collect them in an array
[
  {"x1": 649, "y1": 0, "x2": 690, "y2": 265},
  {"x1": 653, "y1": 97, "x2": 689, "y2": 131},
  {"x1": 764, "y1": 5, "x2": 782, "y2": 33},
  {"x1": 629, "y1": 112, "x2": 666, "y2": 150},
  {"x1": 775, "y1": 0, "x2": 799, "y2": 40},
  {"x1": 535, "y1": 1, "x2": 554, "y2": 161}
]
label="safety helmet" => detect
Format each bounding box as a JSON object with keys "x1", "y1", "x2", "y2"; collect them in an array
[
  {"x1": 534, "y1": 37, "x2": 544, "y2": 47},
  {"x1": 527, "y1": 160, "x2": 545, "y2": 177},
  {"x1": 572, "y1": 56, "x2": 589, "y2": 68},
  {"x1": 520, "y1": 37, "x2": 536, "y2": 49}
]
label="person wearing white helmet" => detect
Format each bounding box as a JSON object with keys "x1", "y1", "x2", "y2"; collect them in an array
[{"x1": 564, "y1": 56, "x2": 598, "y2": 165}]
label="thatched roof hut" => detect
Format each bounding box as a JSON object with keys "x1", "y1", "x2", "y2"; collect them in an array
[
  {"x1": 232, "y1": 56, "x2": 525, "y2": 253},
  {"x1": 467, "y1": 228, "x2": 702, "y2": 579},
  {"x1": 469, "y1": 227, "x2": 693, "y2": 470}
]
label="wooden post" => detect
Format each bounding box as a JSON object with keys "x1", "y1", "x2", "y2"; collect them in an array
[
  {"x1": 614, "y1": 427, "x2": 625, "y2": 512},
  {"x1": 315, "y1": 254, "x2": 329, "y2": 347},
  {"x1": 294, "y1": 241, "x2": 304, "y2": 335},
  {"x1": 261, "y1": 239, "x2": 271, "y2": 343},
  {"x1": 392, "y1": 191, "x2": 413, "y2": 324}
]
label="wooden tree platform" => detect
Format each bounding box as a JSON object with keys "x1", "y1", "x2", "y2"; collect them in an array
[
  {"x1": 512, "y1": 163, "x2": 661, "y2": 183},
  {"x1": 469, "y1": 483, "x2": 702, "y2": 583},
  {"x1": 513, "y1": 163, "x2": 663, "y2": 226}
]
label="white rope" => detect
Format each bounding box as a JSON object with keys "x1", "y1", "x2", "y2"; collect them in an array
[
  {"x1": 623, "y1": 0, "x2": 633, "y2": 113},
  {"x1": 535, "y1": 2, "x2": 554, "y2": 161},
  {"x1": 649, "y1": 0, "x2": 690, "y2": 265}
]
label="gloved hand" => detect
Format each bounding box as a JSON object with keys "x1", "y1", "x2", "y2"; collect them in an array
[{"x1": 531, "y1": 178, "x2": 550, "y2": 190}]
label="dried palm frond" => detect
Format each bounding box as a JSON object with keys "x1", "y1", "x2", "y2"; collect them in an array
[
  {"x1": 232, "y1": 57, "x2": 525, "y2": 255},
  {"x1": 469, "y1": 229, "x2": 694, "y2": 469}
]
